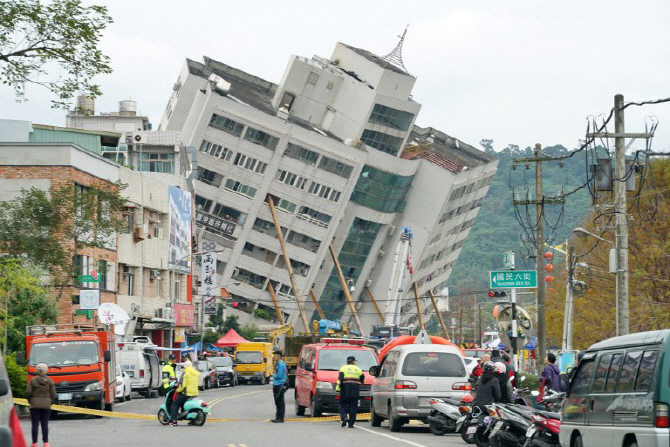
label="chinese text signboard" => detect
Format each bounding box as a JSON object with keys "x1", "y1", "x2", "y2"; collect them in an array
[
  {"x1": 195, "y1": 210, "x2": 235, "y2": 235},
  {"x1": 173, "y1": 303, "x2": 194, "y2": 326},
  {"x1": 201, "y1": 252, "x2": 217, "y2": 315},
  {"x1": 489, "y1": 270, "x2": 537, "y2": 288}
]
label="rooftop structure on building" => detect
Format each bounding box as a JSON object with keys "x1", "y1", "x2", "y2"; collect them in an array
[{"x1": 159, "y1": 39, "x2": 498, "y2": 334}]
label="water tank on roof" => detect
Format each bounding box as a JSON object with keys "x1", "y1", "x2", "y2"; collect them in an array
[
  {"x1": 119, "y1": 100, "x2": 137, "y2": 117},
  {"x1": 208, "y1": 74, "x2": 230, "y2": 95},
  {"x1": 76, "y1": 95, "x2": 95, "y2": 116}
]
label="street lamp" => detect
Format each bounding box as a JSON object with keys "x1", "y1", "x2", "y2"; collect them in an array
[
  {"x1": 572, "y1": 227, "x2": 624, "y2": 336},
  {"x1": 199, "y1": 281, "x2": 240, "y2": 355}
]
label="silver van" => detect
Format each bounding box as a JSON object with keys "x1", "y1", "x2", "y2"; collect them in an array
[{"x1": 369, "y1": 342, "x2": 469, "y2": 432}]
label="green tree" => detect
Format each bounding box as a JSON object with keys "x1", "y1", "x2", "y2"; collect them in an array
[
  {"x1": 0, "y1": 184, "x2": 127, "y2": 286},
  {"x1": 203, "y1": 331, "x2": 220, "y2": 346},
  {"x1": 0, "y1": 261, "x2": 55, "y2": 353},
  {"x1": 222, "y1": 315, "x2": 240, "y2": 334},
  {"x1": 0, "y1": 0, "x2": 113, "y2": 108},
  {"x1": 239, "y1": 323, "x2": 259, "y2": 342},
  {"x1": 207, "y1": 304, "x2": 226, "y2": 333}
]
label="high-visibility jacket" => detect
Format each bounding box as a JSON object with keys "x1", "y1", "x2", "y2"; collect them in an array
[
  {"x1": 177, "y1": 366, "x2": 200, "y2": 397},
  {"x1": 162, "y1": 362, "x2": 176, "y2": 388},
  {"x1": 336, "y1": 364, "x2": 365, "y2": 399}
]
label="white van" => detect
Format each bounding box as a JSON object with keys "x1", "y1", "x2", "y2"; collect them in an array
[
  {"x1": 116, "y1": 342, "x2": 161, "y2": 397},
  {"x1": 369, "y1": 343, "x2": 469, "y2": 432}
]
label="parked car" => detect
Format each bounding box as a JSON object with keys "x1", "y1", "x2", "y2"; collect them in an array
[
  {"x1": 210, "y1": 356, "x2": 237, "y2": 387},
  {"x1": 195, "y1": 360, "x2": 219, "y2": 390},
  {"x1": 560, "y1": 329, "x2": 670, "y2": 447},
  {"x1": 294, "y1": 338, "x2": 378, "y2": 417},
  {"x1": 0, "y1": 353, "x2": 27, "y2": 446},
  {"x1": 463, "y1": 357, "x2": 478, "y2": 375},
  {"x1": 115, "y1": 364, "x2": 132, "y2": 402},
  {"x1": 369, "y1": 342, "x2": 470, "y2": 432}
]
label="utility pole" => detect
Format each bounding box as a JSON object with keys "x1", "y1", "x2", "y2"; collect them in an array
[
  {"x1": 513, "y1": 144, "x2": 564, "y2": 375},
  {"x1": 585, "y1": 94, "x2": 653, "y2": 335},
  {"x1": 613, "y1": 94, "x2": 630, "y2": 336},
  {"x1": 458, "y1": 307, "x2": 463, "y2": 346},
  {"x1": 535, "y1": 143, "x2": 547, "y2": 373},
  {"x1": 413, "y1": 282, "x2": 425, "y2": 330}
]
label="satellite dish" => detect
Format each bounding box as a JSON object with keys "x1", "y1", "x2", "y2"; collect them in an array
[{"x1": 97, "y1": 303, "x2": 131, "y2": 336}]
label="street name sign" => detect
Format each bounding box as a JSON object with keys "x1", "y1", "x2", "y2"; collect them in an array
[{"x1": 490, "y1": 270, "x2": 537, "y2": 288}]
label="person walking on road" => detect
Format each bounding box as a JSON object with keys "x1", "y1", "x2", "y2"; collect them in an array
[
  {"x1": 336, "y1": 355, "x2": 365, "y2": 428},
  {"x1": 169, "y1": 360, "x2": 199, "y2": 426},
  {"x1": 26, "y1": 362, "x2": 56, "y2": 447},
  {"x1": 541, "y1": 353, "x2": 561, "y2": 391},
  {"x1": 271, "y1": 351, "x2": 287, "y2": 423}
]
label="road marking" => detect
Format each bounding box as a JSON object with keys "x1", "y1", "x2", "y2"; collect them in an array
[
  {"x1": 355, "y1": 426, "x2": 431, "y2": 447},
  {"x1": 209, "y1": 390, "x2": 267, "y2": 409}
]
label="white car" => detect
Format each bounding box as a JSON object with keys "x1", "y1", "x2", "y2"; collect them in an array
[
  {"x1": 115, "y1": 364, "x2": 132, "y2": 402},
  {"x1": 463, "y1": 357, "x2": 479, "y2": 375}
]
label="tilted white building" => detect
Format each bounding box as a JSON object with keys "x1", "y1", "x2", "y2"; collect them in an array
[{"x1": 159, "y1": 41, "x2": 498, "y2": 334}]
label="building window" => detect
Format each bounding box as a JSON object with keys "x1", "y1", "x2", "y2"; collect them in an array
[
  {"x1": 360, "y1": 129, "x2": 403, "y2": 156},
  {"x1": 326, "y1": 82, "x2": 334, "y2": 90},
  {"x1": 268, "y1": 195, "x2": 297, "y2": 214},
  {"x1": 209, "y1": 114, "x2": 244, "y2": 137},
  {"x1": 224, "y1": 178, "x2": 257, "y2": 198},
  {"x1": 233, "y1": 153, "x2": 267, "y2": 174},
  {"x1": 275, "y1": 169, "x2": 307, "y2": 189},
  {"x1": 318, "y1": 156, "x2": 353, "y2": 178},
  {"x1": 199, "y1": 140, "x2": 233, "y2": 161},
  {"x1": 297, "y1": 206, "x2": 331, "y2": 227},
  {"x1": 368, "y1": 103, "x2": 414, "y2": 131},
  {"x1": 212, "y1": 203, "x2": 247, "y2": 225},
  {"x1": 307, "y1": 72, "x2": 319, "y2": 85},
  {"x1": 139, "y1": 153, "x2": 174, "y2": 173},
  {"x1": 278, "y1": 92, "x2": 295, "y2": 112},
  {"x1": 195, "y1": 195, "x2": 213, "y2": 212},
  {"x1": 243, "y1": 127, "x2": 278, "y2": 150},
  {"x1": 284, "y1": 143, "x2": 319, "y2": 166},
  {"x1": 120, "y1": 264, "x2": 135, "y2": 296},
  {"x1": 350, "y1": 165, "x2": 413, "y2": 213},
  {"x1": 197, "y1": 167, "x2": 223, "y2": 187},
  {"x1": 308, "y1": 182, "x2": 341, "y2": 202}
]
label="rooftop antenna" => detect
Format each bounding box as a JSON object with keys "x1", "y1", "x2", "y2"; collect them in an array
[{"x1": 380, "y1": 25, "x2": 411, "y2": 75}]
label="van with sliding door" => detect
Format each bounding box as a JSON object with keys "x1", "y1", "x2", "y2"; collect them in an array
[{"x1": 560, "y1": 330, "x2": 670, "y2": 447}]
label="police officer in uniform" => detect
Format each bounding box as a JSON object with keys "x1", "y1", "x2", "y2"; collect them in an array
[
  {"x1": 336, "y1": 355, "x2": 365, "y2": 428},
  {"x1": 161, "y1": 354, "x2": 177, "y2": 402}
]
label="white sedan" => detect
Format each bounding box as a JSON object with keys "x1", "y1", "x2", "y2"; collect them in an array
[{"x1": 115, "y1": 364, "x2": 132, "y2": 402}]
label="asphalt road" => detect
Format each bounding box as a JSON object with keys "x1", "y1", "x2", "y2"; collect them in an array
[{"x1": 19, "y1": 384, "x2": 470, "y2": 447}]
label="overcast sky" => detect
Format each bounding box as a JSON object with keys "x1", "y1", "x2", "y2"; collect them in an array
[{"x1": 2, "y1": 1, "x2": 669, "y2": 153}]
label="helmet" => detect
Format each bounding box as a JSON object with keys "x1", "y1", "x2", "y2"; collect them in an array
[
  {"x1": 461, "y1": 394, "x2": 474, "y2": 403},
  {"x1": 494, "y1": 362, "x2": 506, "y2": 374},
  {"x1": 168, "y1": 354, "x2": 176, "y2": 360},
  {"x1": 482, "y1": 361, "x2": 496, "y2": 373}
]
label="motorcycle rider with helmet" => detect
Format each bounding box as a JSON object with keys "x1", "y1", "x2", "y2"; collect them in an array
[{"x1": 472, "y1": 361, "x2": 501, "y2": 413}]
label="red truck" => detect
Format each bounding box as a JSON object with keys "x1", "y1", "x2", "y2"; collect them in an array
[{"x1": 19, "y1": 324, "x2": 117, "y2": 412}]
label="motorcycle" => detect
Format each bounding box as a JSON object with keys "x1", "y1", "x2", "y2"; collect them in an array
[
  {"x1": 157, "y1": 384, "x2": 210, "y2": 426},
  {"x1": 427, "y1": 397, "x2": 470, "y2": 435},
  {"x1": 523, "y1": 392, "x2": 564, "y2": 447},
  {"x1": 457, "y1": 406, "x2": 478, "y2": 444},
  {"x1": 488, "y1": 403, "x2": 534, "y2": 447}
]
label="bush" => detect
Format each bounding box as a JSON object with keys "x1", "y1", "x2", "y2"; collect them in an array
[
  {"x1": 252, "y1": 308, "x2": 273, "y2": 321},
  {"x1": 4, "y1": 352, "x2": 27, "y2": 398},
  {"x1": 517, "y1": 372, "x2": 541, "y2": 391}
]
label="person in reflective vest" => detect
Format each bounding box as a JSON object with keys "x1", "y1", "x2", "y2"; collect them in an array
[
  {"x1": 336, "y1": 355, "x2": 365, "y2": 428},
  {"x1": 161, "y1": 354, "x2": 177, "y2": 398}
]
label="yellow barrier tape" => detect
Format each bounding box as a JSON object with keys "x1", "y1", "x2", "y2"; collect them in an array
[{"x1": 13, "y1": 398, "x2": 370, "y2": 423}]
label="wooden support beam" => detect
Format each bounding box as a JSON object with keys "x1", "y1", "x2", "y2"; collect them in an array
[
  {"x1": 328, "y1": 242, "x2": 365, "y2": 337},
  {"x1": 266, "y1": 196, "x2": 309, "y2": 332},
  {"x1": 413, "y1": 282, "x2": 425, "y2": 329},
  {"x1": 266, "y1": 281, "x2": 285, "y2": 325},
  {"x1": 428, "y1": 290, "x2": 449, "y2": 339},
  {"x1": 364, "y1": 287, "x2": 384, "y2": 324},
  {"x1": 308, "y1": 289, "x2": 325, "y2": 320}
]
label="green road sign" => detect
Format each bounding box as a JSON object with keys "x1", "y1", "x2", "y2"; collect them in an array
[
  {"x1": 502, "y1": 251, "x2": 515, "y2": 269},
  {"x1": 77, "y1": 275, "x2": 100, "y2": 283},
  {"x1": 490, "y1": 270, "x2": 537, "y2": 288}
]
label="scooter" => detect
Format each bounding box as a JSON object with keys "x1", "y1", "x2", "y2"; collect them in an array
[
  {"x1": 157, "y1": 384, "x2": 210, "y2": 426},
  {"x1": 523, "y1": 392, "x2": 564, "y2": 447},
  {"x1": 427, "y1": 397, "x2": 470, "y2": 435}
]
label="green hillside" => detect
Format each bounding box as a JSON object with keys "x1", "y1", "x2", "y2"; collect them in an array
[{"x1": 447, "y1": 142, "x2": 592, "y2": 296}]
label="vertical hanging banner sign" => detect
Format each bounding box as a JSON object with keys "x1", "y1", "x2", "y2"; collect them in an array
[{"x1": 201, "y1": 252, "x2": 217, "y2": 315}]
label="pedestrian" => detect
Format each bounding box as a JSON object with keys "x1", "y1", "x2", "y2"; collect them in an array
[
  {"x1": 271, "y1": 350, "x2": 287, "y2": 423},
  {"x1": 493, "y1": 362, "x2": 511, "y2": 403},
  {"x1": 472, "y1": 362, "x2": 500, "y2": 414},
  {"x1": 541, "y1": 353, "x2": 561, "y2": 392},
  {"x1": 160, "y1": 354, "x2": 177, "y2": 397},
  {"x1": 169, "y1": 360, "x2": 199, "y2": 426},
  {"x1": 471, "y1": 353, "x2": 490, "y2": 379},
  {"x1": 26, "y1": 362, "x2": 56, "y2": 447},
  {"x1": 336, "y1": 355, "x2": 365, "y2": 428}
]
